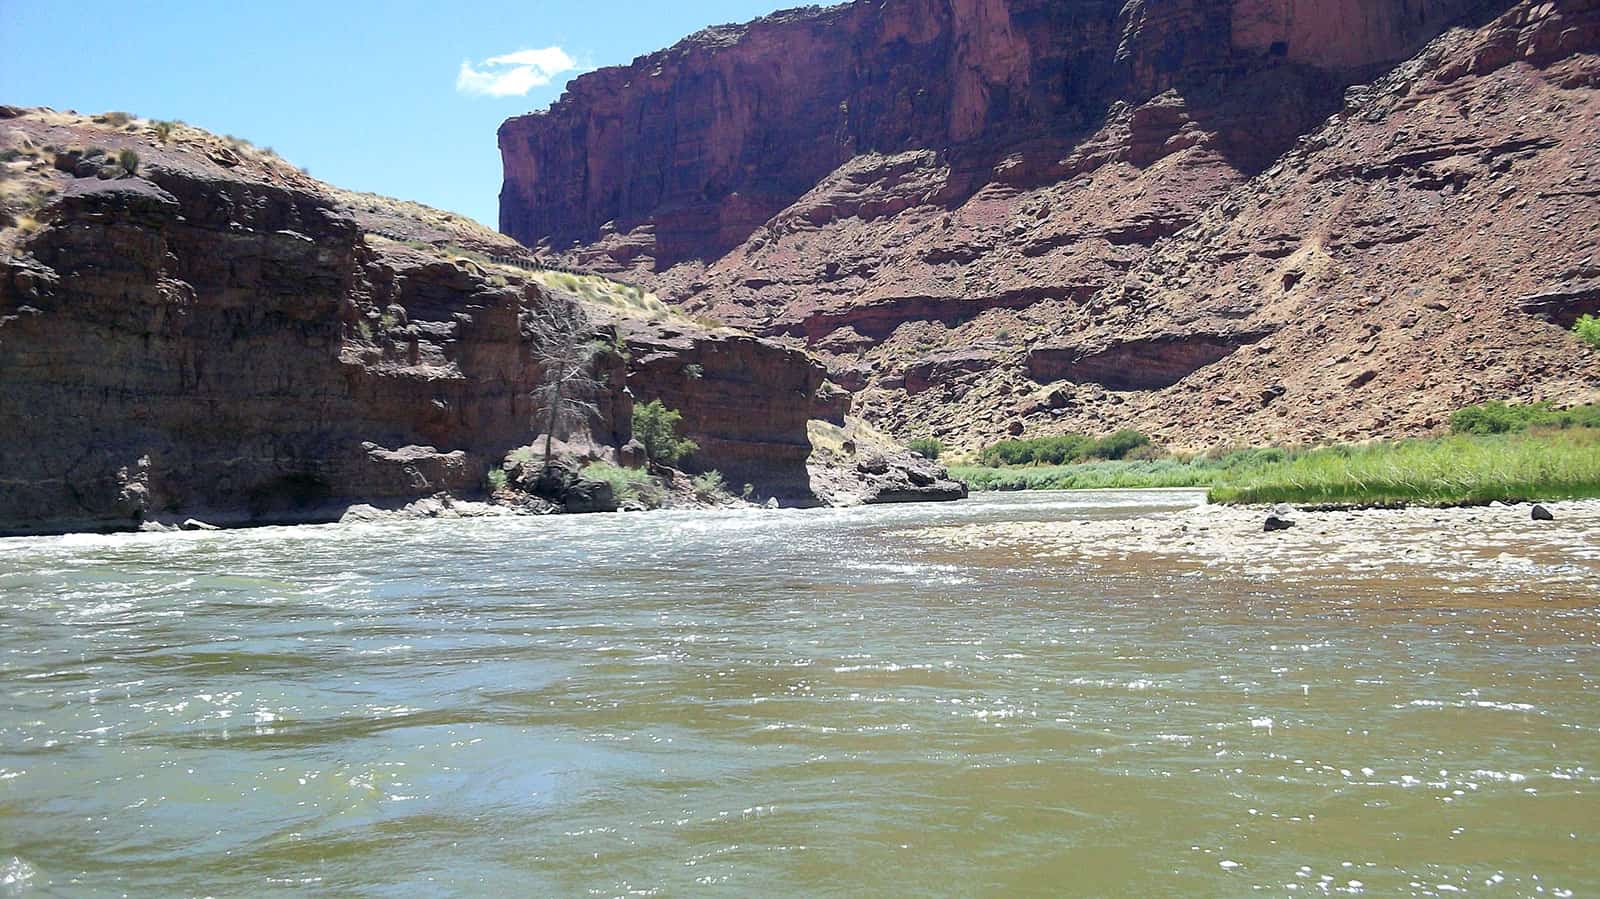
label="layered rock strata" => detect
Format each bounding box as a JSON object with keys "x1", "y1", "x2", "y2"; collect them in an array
[
  {"x1": 500, "y1": 0, "x2": 1600, "y2": 450},
  {"x1": 0, "y1": 111, "x2": 899, "y2": 535}
]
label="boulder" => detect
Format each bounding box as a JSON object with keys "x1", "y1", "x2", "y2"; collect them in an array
[
  {"x1": 1264, "y1": 515, "x2": 1295, "y2": 532},
  {"x1": 562, "y1": 478, "x2": 619, "y2": 514},
  {"x1": 1531, "y1": 504, "x2": 1555, "y2": 521}
]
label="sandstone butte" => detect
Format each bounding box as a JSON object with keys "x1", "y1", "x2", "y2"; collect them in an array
[
  {"x1": 500, "y1": 0, "x2": 1600, "y2": 451},
  {"x1": 0, "y1": 111, "x2": 962, "y2": 536}
]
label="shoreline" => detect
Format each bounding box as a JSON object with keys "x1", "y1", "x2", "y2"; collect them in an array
[{"x1": 899, "y1": 496, "x2": 1600, "y2": 599}]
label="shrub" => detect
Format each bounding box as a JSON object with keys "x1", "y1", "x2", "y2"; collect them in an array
[
  {"x1": 153, "y1": 120, "x2": 174, "y2": 143},
  {"x1": 633, "y1": 400, "x2": 698, "y2": 466},
  {"x1": 1088, "y1": 429, "x2": 1151, "y2": 460},
  {"x1": 101, "y1": 111, "x2": 133, "y2": 127},
  {"x1": 908, "y1": 437, "x2": 942, "y2": 460},
  {"x1": 581, "y1": 461, "x2": 661, "y2": 507},
  {"x1": 1576, "y1": 314, "x2": 1600, "y2": 351},
  {"x1": 116, "y1": 148, "x2": 139, "y2": 175},
  {"x1": 692, "y1": 469, "x2": 729, "y2": 499},
  {"x1": 1450, "y1": 400, "x2": 1600, "y2": 435},
  {"x1": 683, "y1": 363, "x2": 704, "y2": 379},
  {"x1": 978, "y1": 434, "x2": 1094, "y2": 466},
  {"x1": 485, "y1": 468, "x2": 508, "y2": 493}
]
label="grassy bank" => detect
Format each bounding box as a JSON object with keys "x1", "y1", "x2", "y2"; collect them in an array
[
  {"x1": 1206, "y1": 429, "x2": 1600, "y2": 506},
  {"x1": 954, "y1": 402, "x2": 1600, "y2": 507}
]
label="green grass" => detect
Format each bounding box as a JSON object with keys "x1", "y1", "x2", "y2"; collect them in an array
[
  {"x1": 1208, "y1": 429, "x2": 1600, "y2": 506},
  {"x1": 956, "y1": 427, "x2": 1600, "y2": 508},
  {"x1": 952, "y1": 460, "x2": 1214, "y2": 491},
  {"x1": 952, "y1": 448, "x2": 1282, "y2": 493}
]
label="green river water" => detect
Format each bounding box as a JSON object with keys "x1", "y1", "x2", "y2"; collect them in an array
[{"x1": 1, "y1": 491, "x2": 1595, "y2": 896}]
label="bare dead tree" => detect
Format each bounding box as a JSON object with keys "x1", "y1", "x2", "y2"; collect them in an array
[{"x1": 526, "y1": 298, "x2": 604, "y2": 466}]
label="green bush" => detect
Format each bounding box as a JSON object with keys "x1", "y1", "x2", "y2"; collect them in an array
[
  {"x1": 1088, "y1": 429, "x2": 1151, "y2": 461},
  {"x1": 908, "y1": 438, "x2": 942, "y2": 460},
  {"x1": 1576, "y1": 314, "x2": 1600, "y2": 351},
  {"x1": 977, "y1": 430, "x2": 1152, "y2": 466},
  {"x1": 153, "y1": 120, "x2": 175, "y2": 143},
  {"x1": 485, "y1": 468, "x2": 508, "y2": 493},
  {"x1": 116, "y1": 148, "x2": 139, "y2": 175},
  {"x1": 1450, "y1": 400, "x2": 1600, "y2": 435},
  {"x1": 581, "y1": 461, "x2": 661, "y2": 507},
  {"x1": 978, "y1": 434, "x2": 1093, "y2": 466},
  {"x1": 633, "y1": 400, "x2": 698, "y2": 466},
  {"x1": 691, "y1": 469, "x2": 729, "y2": 499}
]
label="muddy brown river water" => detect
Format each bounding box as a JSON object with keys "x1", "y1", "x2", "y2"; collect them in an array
[{"x1": 1, "y1": 491, "x2": 1595, "y2": 896}]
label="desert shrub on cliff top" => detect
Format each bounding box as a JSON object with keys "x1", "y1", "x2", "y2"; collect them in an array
[{"x1": 116, "y1": 148, "x2": 139, "y2": 175}]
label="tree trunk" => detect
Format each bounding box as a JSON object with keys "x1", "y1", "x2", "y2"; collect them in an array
[{"x1": 543, "y1": 379, "x2": 563, "y2": 466}]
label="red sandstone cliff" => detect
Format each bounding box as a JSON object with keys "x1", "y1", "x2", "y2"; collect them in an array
[
  {"x1": 499, "y1": 0, "x2": 1600, "y2": 450},
  {"x1": 0, "y1": 111, "x2": 854, "y2": 535}
]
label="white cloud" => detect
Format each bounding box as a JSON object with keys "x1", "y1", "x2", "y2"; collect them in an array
[{"x1": 456, "y1": 46, "x2": 577, "y2": 97}]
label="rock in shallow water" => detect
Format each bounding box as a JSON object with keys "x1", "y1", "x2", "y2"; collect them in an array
[
  {"x1": 1532, "y1": 504, "x2": 1555, "y2": 521},
  {"x1": 1264, "y1": 515, "x2": 1296, "y2": 532}
]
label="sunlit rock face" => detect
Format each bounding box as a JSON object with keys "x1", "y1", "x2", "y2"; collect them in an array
[
  {"x1": 499, "y1": 0, "x2": 1600, "y2": 453},
  {"x1": 498, "y1": 0, "x2": 1490, "y2": 266}
]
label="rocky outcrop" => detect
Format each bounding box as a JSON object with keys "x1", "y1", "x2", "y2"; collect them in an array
[
  {"x1": 0, "y1": 112, "x2": 877, "y2": 535},
  {"x1": 614, "y1": 318, "x2": 846, "y2": 500},
  {"x1": 500, "y1": 0, "x2": 1600, "y2": 452},
  {"x1": 806, "y1": 420, "x2": 969, "y2": 506}
]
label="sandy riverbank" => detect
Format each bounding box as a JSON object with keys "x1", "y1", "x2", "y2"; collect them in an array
[{"x1": 898, "y1": 497, "x2": 1600, "y2": 598}]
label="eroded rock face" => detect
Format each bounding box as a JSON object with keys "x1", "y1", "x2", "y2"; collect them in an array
[
  {"x1": 615, "y1": 318, "x2": 846, "y2": 501},
  {"x1": 500, "y1": 0, "x2": 1600, "y2": 452},
  {"x1": 0, "y1": 113, "x2": 849, "y2": 534},
  {"x1": 806, "y1": 420, "x2": 969, "y2": 506}
]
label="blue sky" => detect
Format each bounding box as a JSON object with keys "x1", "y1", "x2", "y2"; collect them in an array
[{"x1": 0, "y1": 0, "x2": 792, "y2": 228}]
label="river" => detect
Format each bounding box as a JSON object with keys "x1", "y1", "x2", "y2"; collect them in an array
[{"x1": 2, "y1": 491, "x2": 1595, "y2": 896}]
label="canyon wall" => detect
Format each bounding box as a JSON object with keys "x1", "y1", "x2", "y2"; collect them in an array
[
  {"x1": 0, "y1": 111, "x2": 843, "y2": 534},
  {"x1": 500, "y1": 0, "x2": 1600, "y2": 450}
]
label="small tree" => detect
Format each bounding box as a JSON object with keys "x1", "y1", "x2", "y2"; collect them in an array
[
  {"x1": 633, "y1": 400, "x2": 698, "y2": 468},
  {"x1": 528, "y1": 299, "x2": 604, "y2": 466}
]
